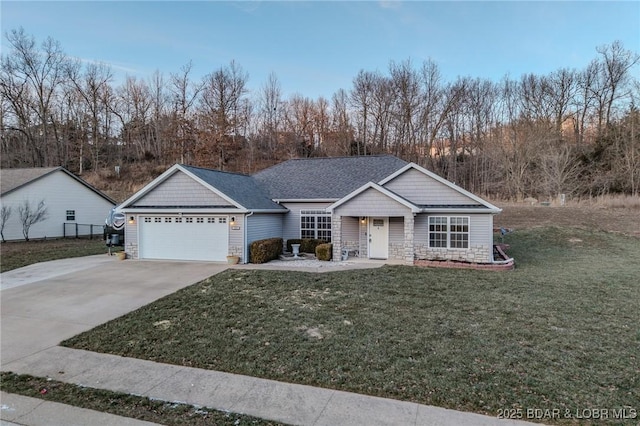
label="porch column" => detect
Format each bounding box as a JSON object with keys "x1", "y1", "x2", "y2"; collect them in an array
[
  {"x1": 404, "y1": 214, "x2": 415, "y2": 264},
  {"x1": 332, "y1": 214, "x2": 342, "y2": 262}
]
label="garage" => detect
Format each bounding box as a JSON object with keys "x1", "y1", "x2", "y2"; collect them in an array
[{"x1": 138, "y1": 215, "x2": 229, "y2": 261}]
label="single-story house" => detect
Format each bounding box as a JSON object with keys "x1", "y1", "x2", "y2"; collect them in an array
[
  {"x1": 0, "y1": 167, "x2": 116, "y2": 241},
  {"x1": 118, "y1": 155, "x2": 503, "y2": 265}
]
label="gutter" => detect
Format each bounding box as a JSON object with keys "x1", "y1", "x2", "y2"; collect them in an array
[{"x1": 243, "y1": 212, "x2": 253, "y2": 264}]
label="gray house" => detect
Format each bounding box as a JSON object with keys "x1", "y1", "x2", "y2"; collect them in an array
[{"x1": 118, "y1": 155, "x2": 502, "y2": 264}]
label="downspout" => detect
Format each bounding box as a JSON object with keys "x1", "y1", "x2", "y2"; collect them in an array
[{"x1": 243, "y1": 212, "x2": 254, "y2": 264}]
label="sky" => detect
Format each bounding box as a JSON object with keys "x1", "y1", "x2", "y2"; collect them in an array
[{"x1": 2, "y1": 1, "x2": 639, "y2": 100}]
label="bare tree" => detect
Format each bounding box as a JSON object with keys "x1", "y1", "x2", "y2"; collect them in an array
[
  {"x1": 2, "y1": 28, "x2": 70, "y2": 167},
  {"x1": 0, "y1": 205, "x2": 12, "y2": 242},
  {"x1": 18, "y1": 199, "x2": 48, "y2": 241},
  {"x1": 169, "y1": 61, "x2": 203, "y2": 164},
  {"x1": 597, "y1": 41, "x2": 640, "y2": 129},
  {"x1": 199, "y1": 60, "x2": 249, "y2": 168}
]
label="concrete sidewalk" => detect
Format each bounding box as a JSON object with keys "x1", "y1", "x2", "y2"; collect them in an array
[
  {"x1": 3, "y1": 346, "x2": 536, "y2": 426},
  {"x1": 0, "y1": 391, "x2": 160, "y2": 426}
]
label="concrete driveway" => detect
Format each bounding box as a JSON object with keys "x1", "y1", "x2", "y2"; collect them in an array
[{"x1": 1, "y1": 255, "x2": 228, "y2": 366}]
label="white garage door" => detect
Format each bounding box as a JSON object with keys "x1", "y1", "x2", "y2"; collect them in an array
[{"x1": 139, "y1": 216, "x2": 229, "y2": 261}]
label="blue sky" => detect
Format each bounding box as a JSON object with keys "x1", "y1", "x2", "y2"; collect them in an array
[{"x1": 2, "y1": 1, "x2": 639, "y2": 100}]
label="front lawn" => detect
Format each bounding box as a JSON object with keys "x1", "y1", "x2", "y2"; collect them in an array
[
  {"x1": 61, "y1": 227, "x2": 640, "y2": 422},
  {"x1": 0, "y1": 238, "x2": 116, "y2": 273}
]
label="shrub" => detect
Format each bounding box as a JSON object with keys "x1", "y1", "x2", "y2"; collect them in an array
[
  {"x1": 286, "y1": 238, "x2": 327, "y2": 253},
  {"x1": 316, "y1": 243, "x2": 333, "y2": 261},
  {"x1": 301, "y1": 238, "x2": 327, "y2": 253},
  {"x1": 250, "y1": 237, "x2": 283, "y2": 264}
]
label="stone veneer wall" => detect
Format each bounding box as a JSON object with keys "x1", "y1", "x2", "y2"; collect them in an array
[
  {"x1": 415, "y1": 244, "x2": 492, "y2": 263},
  {"x1": 389, "y1": 243, "x2": 404, "y2": 259},
  {"x1": 228, "y1": 245, "x2": 243, "y2": 261},
  {"x1": 342, "y1": 240, "x2": 359, "y2": 255},
  {"x1": 125, "y1": 241, "x2": 138, "y2": 259}
]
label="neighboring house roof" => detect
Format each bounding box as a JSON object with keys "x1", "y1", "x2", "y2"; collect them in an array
[
  {"x1": 253, "y1": 155, "x2": 409, "y2": 200},
  {"x1": 0, "y1": 166, "x2": 116, "y2": 204}
]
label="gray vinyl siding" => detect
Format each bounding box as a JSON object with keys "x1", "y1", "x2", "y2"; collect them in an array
[
  {"x1": 470, "y1": 214, "x2": 493, "y2": 247},
  {"x1": 134, "y1": 172, "x2": 233, "y2": 207},
  {"x1": 389, "y1": 217, "x2": 404, "y2": 244},
  {"x1": 333, "y1": 188, "x2": 411, "y2": 217},
  {"x1": 280, "y1": 202, "x2": 332, "y2": 243},
  {"x1": 246, "y1": 213, "x2": 283, "y2": 244},
  {"x1": 383, "y1": 168, "x2": 477, "y2": 205},
  {"x1": 341, "y1": 216, "x2": 359, "y2": 241},
  {"x1": 414, "y1": 213, "x2": 493, "y2": 247},
  {"x1": 229, "y1": 214, "x2": 244, "y2": 258}
]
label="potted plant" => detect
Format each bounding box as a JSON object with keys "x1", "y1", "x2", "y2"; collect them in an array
[{"x1": 226, "y1": 255, "x2": 240, "y2": 264}]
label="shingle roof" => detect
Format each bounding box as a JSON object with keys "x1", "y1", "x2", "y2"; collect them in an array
[
  {"x1": 180, "y1": 165, "x2": 286, "y2": 211},
  {"x1": 1, "y1": 167, "x2": 61, "y2": 195},
  {"x1": 253, "y1": 155, "x2": 409, "y2": 200}
]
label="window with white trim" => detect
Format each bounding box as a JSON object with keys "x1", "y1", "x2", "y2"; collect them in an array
[
  {"x1": 428, "y1": 216, "x2": 469, "y2": 249},
  {"x1": 300, "y1": 210, "x2": 331, "y2": 241}
]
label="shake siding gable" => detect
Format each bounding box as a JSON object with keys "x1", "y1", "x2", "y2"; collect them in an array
[
  {"x1": 333, "y1": 188, "x2": 411, "y2": 217},
  {"x1": 133, "y1": 172, "x2": 233, "y2": 207},
  {"x1": 383, "y1": 168, "x2": 477, "y2": 205}
]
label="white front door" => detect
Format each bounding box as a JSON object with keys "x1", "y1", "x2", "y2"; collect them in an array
[{"x1": 368, "y1": 217, "x2": 389, "y2": 259}]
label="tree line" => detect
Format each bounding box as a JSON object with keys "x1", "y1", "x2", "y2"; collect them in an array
[{"x1": 1, "y1": 27, "x2": 639, "y2": 199}]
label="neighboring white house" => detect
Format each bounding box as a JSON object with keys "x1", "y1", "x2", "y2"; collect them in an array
[
  {"x1": 0, "y1": 167, "x2": 116, "y2": 241},
  {"x1": 118, "y1": 155, "x2": 505, "y2": 266}
]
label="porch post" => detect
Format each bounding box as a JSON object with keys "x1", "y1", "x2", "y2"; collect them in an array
[
  {"x1": 404, "y1": 214, "x2": 415, "y2": 264},
  {"x1": 332, "y1": 214, "x2": 342, "y2": 261}
]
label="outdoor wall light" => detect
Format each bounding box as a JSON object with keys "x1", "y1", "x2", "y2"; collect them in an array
[
  {"x1": 128, "y1": 216, "x2": 135, "y2": 224},
  {"x1": 360, "y1": 217, "x2": 366, "y2": 224},
  {"x1": 230, "y1": 216, "x2": 236, "y2": 226}
]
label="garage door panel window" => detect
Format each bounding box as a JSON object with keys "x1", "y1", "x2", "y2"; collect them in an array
[{"x1": 428, "y1": 216, "x2": 469, "y2": 249}]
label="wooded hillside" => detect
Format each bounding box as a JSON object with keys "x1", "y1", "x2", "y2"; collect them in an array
[{"x1": 2, "y1": 28, "x2": 639, "y2": 201}]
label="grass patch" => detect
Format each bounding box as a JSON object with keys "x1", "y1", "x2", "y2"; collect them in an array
[
  {"x1": 0, "y1": 372, "x2": 283, "y2": 426},
  {"x1": 0, "y1": 238, "x2": 116, "y2": 273},
  {"x1": 62, "y1": 227, "x2": 640, "y2": 422}
]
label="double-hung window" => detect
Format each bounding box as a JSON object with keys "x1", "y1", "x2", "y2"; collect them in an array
[
  {"x1": 66, "y1": 210, "x2": 76, "y2": 221},
  {"x1": 428, "y1": 216, "x2": 469, "y2": 249},
  {"x1": 300, "y1": 210, "x2": 331, "y2": 241}
]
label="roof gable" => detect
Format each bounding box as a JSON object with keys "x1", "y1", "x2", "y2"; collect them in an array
[
  {"x1": 327, "y1": 182, "x2": 420, "y2": 213},
  {"x1": 380, "y1": 163, "x2": 501, "y2": 212},
  {"x1": 133, "y1": 170, "x2": 235, "y2": 207},
  {"x1": 120, "y1": 164, "x2": 285, "y2": 211},
  {"x1": 253, "y1": 155, "x2": 408, "y2": 200},
  {"x1": 0, "y1": 166, "x2": 115, "y2": 204}
]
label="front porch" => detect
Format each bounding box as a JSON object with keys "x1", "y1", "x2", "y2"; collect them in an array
[{"x1": 332, "y1": 215, "x2": 415, "y2": 264}]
